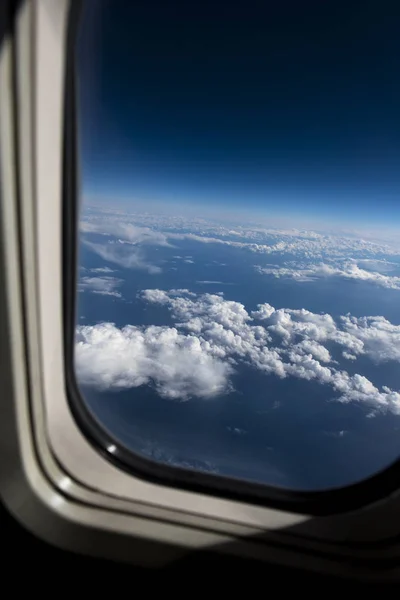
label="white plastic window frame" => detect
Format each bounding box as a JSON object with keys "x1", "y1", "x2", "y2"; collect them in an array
[{"x1": 1, "y1": 0, "x2": 400, "y2": 580}]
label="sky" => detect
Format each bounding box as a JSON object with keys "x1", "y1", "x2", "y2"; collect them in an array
[{"x1": 77, "y1": 0, "x2": 400, "y2": 225}]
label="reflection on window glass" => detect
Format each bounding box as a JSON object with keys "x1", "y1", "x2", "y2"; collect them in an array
[{"x1": 75, "y1": 0, "x2": 400, "y2": 490}]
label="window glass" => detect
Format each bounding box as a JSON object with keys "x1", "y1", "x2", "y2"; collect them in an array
[{"x1": 75, "y1": 0, "x2": 400, "y2": 490}]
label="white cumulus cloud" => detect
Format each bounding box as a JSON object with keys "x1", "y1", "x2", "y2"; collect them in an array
[
  {"x1": 76, "y1": 289, "x2": 400, "y2": 415},
  {"x1": 76, "y1": 323, "x2": 233, "y2": 400}
]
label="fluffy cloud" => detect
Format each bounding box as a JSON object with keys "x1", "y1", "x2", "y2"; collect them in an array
[
  {"x1": 256, "y1": 261, "x2": 400, "y2": 290},
  {"x1": 78, "y1": 276, "x2": 123, "y2": 298},
  {"x1": 339, "y1": 314, "x2": 400, "y2": 362},
  {"x1": 76, "y1": 289, "x2": 400, "y2": 415},
  {"x1": 76, "y1": 323, "x2": 232, "y2": 400}
]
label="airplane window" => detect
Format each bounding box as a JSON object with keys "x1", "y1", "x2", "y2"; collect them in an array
[{"x1": 73, "y1": 0, "x2": 400, "y2": 492}]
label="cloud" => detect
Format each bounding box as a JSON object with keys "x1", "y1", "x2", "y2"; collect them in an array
[
  {"x1": 80, "y1": 212, "x2": 400, "y2": 291},
  {"x1": 90, "y1": 266, "x2": 117, "y2": 273},
  {"x1": 76, "y1": 289, "x2": 400, "y2": 415},
  {"x1": 324, "y1": 429, "x2": 347, "y2": 438},
  {"x1": 138, "y1": 441, "x2": 219, "y2": 473},
  {"x1": 81, "y1": 208, "x2": 400, "y2": 264},
  {"x1": 343, "y1": 352, "x2": 357, "y2": 361},
  {"x1": 196, "y1": 280, "x2": 232, "y2": 285},
  {"x1": 355, "y1": 259, "x2": 397, "y2": 273},
  {"x1": 80, "y1": 216, "x2": 170, "y2": 274},
  {"x1": 80, "y1": 219, "x2": 171, "y2": 247},
  {"x1": 79, "y1": 221, "x2": 111, "y2": 235},
  {"x1": 227, "y1": 426, "x2": 247, "y2": 435},
  {"x1": 84, "y1": 240, "x2": 161, "y2": 274},
  {"x1": 140, "y1": 288, "x2": 170, "y2": 303},
  {"x1": 78, "y1": 276, "x2": 123, "y2": 298},
  {"x1": 339, "y1": 314, "x2": 400, "y2": 362},
  {"x1": 256, "y1": 261, "x2": 400, "y2": 290},
  {"x1": 75, "y1": 323, "x2": 233, "y2": 400},
  {"x1": 168, "y1": 227, "x2": 400, "y2": 262}
]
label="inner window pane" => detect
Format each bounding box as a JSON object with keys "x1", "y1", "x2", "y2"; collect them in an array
[{"x1": 74, "y1": 0, "x2": 400, "y2": 490}]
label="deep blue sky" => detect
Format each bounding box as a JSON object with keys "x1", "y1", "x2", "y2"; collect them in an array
[{"x1": 77, "y1": 0, "x2": 400, "y2": 224}]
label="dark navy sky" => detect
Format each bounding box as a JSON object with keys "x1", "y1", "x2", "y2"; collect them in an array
[{"x1": 77, "y1": 0, "x2": 400, "y2": 224}]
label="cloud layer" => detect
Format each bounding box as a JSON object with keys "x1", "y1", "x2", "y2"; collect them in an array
[
  {"x1": 80, "y1": 209, "x2": 400, "y2": 293},
  {"x1": 76, "y1": 289, "x2": 400, "y2": 414},
  {"x1": 256, "y1": 261, "x2": 400, "y2": 290},
  {"x1": 81, "y1": 209, "x2": 400, "y2": 263}
]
